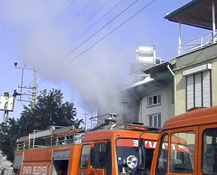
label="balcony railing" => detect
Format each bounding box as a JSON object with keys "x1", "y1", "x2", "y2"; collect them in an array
[{"x1": 179, "y1": 30, "x2": 217, "y2": 55}]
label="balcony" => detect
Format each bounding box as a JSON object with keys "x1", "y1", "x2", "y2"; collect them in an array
[{"x1": 179, "y1": 30, "x2": 217, "y2": 55}]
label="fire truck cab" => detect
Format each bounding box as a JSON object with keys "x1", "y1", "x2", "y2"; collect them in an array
[
  {"x1": 13, "y1": 114, "x2": 160, "y2": 175},
  {"x1": 141, "y1": 106, "x2": 217, "y2": 175}
]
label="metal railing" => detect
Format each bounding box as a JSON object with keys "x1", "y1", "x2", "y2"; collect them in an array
[
  {"x1": 16, "y1": 126, "x2": 85, "y2": 151},
  {"x1": 179, "y1": 30, "x2": 217, "y2": 54}
]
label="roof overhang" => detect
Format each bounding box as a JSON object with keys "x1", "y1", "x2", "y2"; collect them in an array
[
  {"x1": 165, "y1": 0, "x2": 217, "y2": 30},
  {"x1": 123, "y1": 79, "x2": 166, "y2": 100},
  {"x1": 143, "y1": 61, "x2": 174, "y2": 82}
]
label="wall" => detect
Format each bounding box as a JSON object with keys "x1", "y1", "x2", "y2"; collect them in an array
[
  {"x1": 139, "y1": 84, "x2": 174, "y2": 127},
  {"x1": 176, "y1": 70, "x2": 186, "y2": 115},
  {"x1": 211, "y1": 60, "x2": 217, "y2": 106},
  {"x1": 175, "y1": 44, "x2": 217, "y2": 115}
]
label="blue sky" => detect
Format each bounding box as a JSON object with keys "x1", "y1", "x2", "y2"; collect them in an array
[{"x1": 0, "y1": 0, "x2": 209, "y2": 125}]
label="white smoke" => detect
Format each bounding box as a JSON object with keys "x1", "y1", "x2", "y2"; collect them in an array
[{"x1": 0, "y1": 0, "x2": 145, "y2": 121}]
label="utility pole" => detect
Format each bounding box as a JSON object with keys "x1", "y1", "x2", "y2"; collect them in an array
[
  {"x1": 14, "y1": 62, "x2": 38, "y2": 109},
  {"x1": 83, "y1": 113, "x2": 89, "y2": 129},
  {"x1": 31, "y1": 70, "x2": 37, "y2": 108},
  {"x1": 121, "y1": 102, "x2": 128, "y2": 124}
]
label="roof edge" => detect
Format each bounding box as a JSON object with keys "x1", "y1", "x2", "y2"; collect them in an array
[{"x1": 164, "y1": 0, "x2": 201, "y2": 21}]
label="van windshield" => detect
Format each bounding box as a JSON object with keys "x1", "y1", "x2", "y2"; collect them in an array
[
  {"x1": 169, "y1": 133, "x2": 194, "y2": 174},
  {"x1": 116, "y1": 138, "x2": 156, "y2": 175}
]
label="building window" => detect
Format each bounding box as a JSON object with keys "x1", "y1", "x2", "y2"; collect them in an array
[
  {"x1": 186, "y1": 70, "x2": 211, "y2": 110},
  {"x1": 148, "y1": 94, "x2": 161, "y2": 106},
  {"x1": 148, "y1": 113, "x2": 161, "y2": 127}
]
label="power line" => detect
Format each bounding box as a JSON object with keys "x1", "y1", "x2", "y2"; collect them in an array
[
  {"x1": 75, "y1": 0, "x2": 111, "y2": 31},
  {"x1": 0, "y1": 70, "x2": 19, "y2": 87},
  {"x1": 62, "y1": 0, "x2": 123, "y2": 52},
  {"x1": 23, "y1": 74, "x2": 34, "y2": 87},
  {"x1": 4, "y1": 77, "x2": 20, "y2": 90},
  {"x1": 39, "y1": 0, "x2": 124, "y2": 80},
  {"x1": 67, "y1": 0, "x2": 94, "y2": 25},
  {"x1": 56, "y1": 0, "x2": 77, "y2": 20},
  {"x1": 61, "y1": 0, "x2": 139, "y2": 62},
  {"x1": 0, "y1": 66, "x2": 13, "y2": 79},
  {"x1": 39, "y1": 0, "x2": 157, "y2": 85}
]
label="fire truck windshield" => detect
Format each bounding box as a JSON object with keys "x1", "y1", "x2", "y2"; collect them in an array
[
  {"x1": 156, "y1": 132, "x2": 194, "y2": 175},
  {"x1": 116, "y1": 138, "x2": 156, "y2": 175}
]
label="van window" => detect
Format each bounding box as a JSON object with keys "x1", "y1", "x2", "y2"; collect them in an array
[
  {"x1": 80, "y1": 144, "x2": 91, "y2": 168},
  {"x1": 156, "y1": 134, "x2": 168, "y2": 175},
  {"x1": 169, "y1": 131, "x2": 195, "y2": 173},
  {"x1": 91, "y1": 142, "x2": 112, "y2": 175},
  {"x1": 202, "y1": 128, "x2": 217, "y2": 174}
]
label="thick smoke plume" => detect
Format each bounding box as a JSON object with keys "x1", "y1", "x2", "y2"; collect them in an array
[{"x1": 0, "y1": 0, "x2": 147, "y2": 122}]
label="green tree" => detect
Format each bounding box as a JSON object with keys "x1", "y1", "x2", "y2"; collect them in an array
[
  {"x1": 0, "y1": 118, "x2": 20, "y2": 162},
  {"x1": 0, "y1": 88, "x2": 83, "y2": 162}
]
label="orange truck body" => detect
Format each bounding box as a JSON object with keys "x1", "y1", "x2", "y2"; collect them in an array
[
  {"x1": 13, "y1": 122, "x2": 160, "y2": 175},
  {"x1": 147, "y1": 106, "x2": 217, "y2": 175},
  {"x1": 15, "y1": 145, "x2": 81, "y2": 175}
]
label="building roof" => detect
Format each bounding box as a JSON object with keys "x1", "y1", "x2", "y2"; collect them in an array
[
  {"x1": 165, "y1": 0, "x2": 217, "y2": 30},
  {"x1": 143, "y1": 61, "x2": 169, "y2": 74},
  {"x1": 143, "y1": 61, "x2": 174, "y2": 82}
]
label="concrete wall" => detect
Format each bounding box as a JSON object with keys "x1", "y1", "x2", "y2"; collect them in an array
[
  {"x1": 174, "y1": 44, "x2": 217, "y2": 115},
  {"x1": 211, "y1": 60, "x2": 217, "y2": 106},
  {"x1": 176, "y1": 70, "x2": 186, "y2": 115},
  {"x1": 139, "y1": 84, "x2": 174, "y2": 127}
]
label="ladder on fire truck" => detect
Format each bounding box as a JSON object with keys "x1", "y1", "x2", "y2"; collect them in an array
[
  {"x1": 16, "y1": 113, "x2": 160, "y2": 151},
  {"x1": 16, "y1": 113, "x2": 119, "y2": 150},
  {"x1": 16, "y1": 125, "x2": 85, "y2": 151}
]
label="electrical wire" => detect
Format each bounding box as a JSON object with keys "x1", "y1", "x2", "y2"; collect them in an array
[
  {"x1": 36, "y1": 0, "x2": 124, "y2": 86},
  {"x1": 0, "y1": 70, "x2": 20, "y2": 87},
  {"x1": 61, "y1": 0, "x2": 123, "y2": 52},
  {"x1": 38, "y1": 0, "x2": 157, "y2": 85},
  {"x1": 74, "y1": 0, "x2": 111, "y2": 34},
  {"x1": 56, "y1": 0, "x2": 77, "y2": 20},
  {"x1": 61, "y1": 0, "x2": 139, "y2": 62},
  {"x1": 4, "y1": 78, "x2": 20, "y2": 90},
  {"x1": 23, "y1": 74, "x2": 34, "y2": 87},
  {"x1": 0, "y1": 66, "x2": 13, "y2": 79},
  {"x1": 67, "y1": 0, "x2": 94, "y2": 25}
]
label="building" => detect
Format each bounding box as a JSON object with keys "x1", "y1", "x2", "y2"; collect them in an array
[
  {"x1": 123, "y1": 46, "x2": 174, "y2": 127},
  {"x1": 165, "y1": 0, "x2": 217, "y2": 115},
  {"x1": 124, "y1": 0, "x2": 217, "y2": 127}
]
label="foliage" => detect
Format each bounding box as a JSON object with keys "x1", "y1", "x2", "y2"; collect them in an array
[
  {"x1": 0, "y1": 118, "x2": 19, "y2": 162},
  {"x1": 0, "y1": 89, "x2": 83, "y2": 162}
]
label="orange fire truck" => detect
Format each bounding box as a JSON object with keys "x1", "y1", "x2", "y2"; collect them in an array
[
  {"x1": 13, "y1": 113, "x2": 160, "y2": 175},
  {"x1": 139, "y1": 106, "x2": 217, "y2": 175}
]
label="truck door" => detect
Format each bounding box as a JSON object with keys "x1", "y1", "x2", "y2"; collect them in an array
[
  {"x1": 77, "y1": 141, "x2": 112, "y2": 175},
  {"x1": 52, "y1": 149, "x2": 71, "y2": 175},
  {"x1": 77, "y1": 144, "x2": 91, "y2": 175},
  {"x1": 90, "y1": 141, "x2": 112, "y2": 175},
  {"x1": 13, "y1": 153, "x2": 23, "y2": 175}
]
